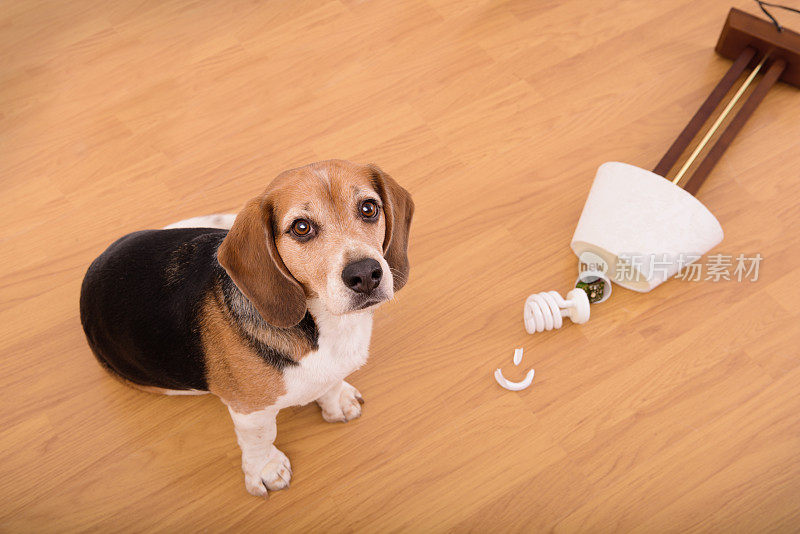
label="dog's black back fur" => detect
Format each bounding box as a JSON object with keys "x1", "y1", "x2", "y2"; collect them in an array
[{"x1": 80, "y1": 228, "x2": 227, "y2": 390}]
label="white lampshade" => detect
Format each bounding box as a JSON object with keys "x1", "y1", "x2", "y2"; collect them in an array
[{"x1": 570, "y1": 162, "x2": 724, "y2": 292}]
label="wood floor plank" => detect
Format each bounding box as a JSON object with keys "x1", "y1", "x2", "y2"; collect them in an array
[{"x1": 2, "y1": 0, "x2": 798, "y2": 530}]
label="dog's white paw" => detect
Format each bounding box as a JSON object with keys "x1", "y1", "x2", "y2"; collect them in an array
[
  {"x1": 317, "y1": 381, "x2": 364, "y2": 423},
  {"x1": 243, "y1": 447, "x2": 292, "y2": 497}
]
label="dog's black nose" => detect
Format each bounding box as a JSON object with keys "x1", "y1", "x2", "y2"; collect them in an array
[{"x1": 342, "y1": 258, "x2": 382, "y2": 295}]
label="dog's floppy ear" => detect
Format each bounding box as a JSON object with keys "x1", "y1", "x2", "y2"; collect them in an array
[
  {"x1": 369, "y1": 164, "x2": 415, "y2": 291},
  {"x1": 217, "y1": 195, "x2": 306, "y2": 328}
]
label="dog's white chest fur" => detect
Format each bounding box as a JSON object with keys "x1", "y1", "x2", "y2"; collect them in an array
[{"x1": 276, "y1": 302, "x2": 373, "y2": 409}]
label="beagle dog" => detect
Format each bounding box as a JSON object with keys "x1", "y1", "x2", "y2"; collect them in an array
[{"x1": 80, "y1": 160, "x2": 414, "y2": 497}]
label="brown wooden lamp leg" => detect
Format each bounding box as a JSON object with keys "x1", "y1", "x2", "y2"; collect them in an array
[
  {"x1": 653, "y1": 47, "x2": 756, "y2": 177},
  {"x1": 651, "y1": 7, "x2": 800, "y2": 195},
  {"x1": 682, "y1": 57, "x2": 786, "y2": 195}
]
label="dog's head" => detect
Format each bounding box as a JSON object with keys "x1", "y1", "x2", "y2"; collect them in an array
[{"x1": 218, "y1": 160, "x2": 414, "y2": 328}]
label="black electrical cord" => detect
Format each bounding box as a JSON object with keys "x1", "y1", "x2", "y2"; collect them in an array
[{"x1": 755, "y1": 0, "x2": 800, "y2": 32}]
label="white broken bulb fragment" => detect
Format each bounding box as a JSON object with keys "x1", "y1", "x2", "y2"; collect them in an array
[
  {"x1": 494, "y1": 368, "x2": 535, "y2": 391},
  {"x1": 513, "y1": 347, "x2": 523, "y2": 366},
  {"x1": 495, "y1": 347, "x2": 534, "y2": 391}
]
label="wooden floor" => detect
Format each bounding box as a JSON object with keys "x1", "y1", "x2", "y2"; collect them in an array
[{"x1": 2, "y1": 0, "x2": 799, "y2": 531}]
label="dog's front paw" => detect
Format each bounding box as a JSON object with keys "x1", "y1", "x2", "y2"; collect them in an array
[
  {"x1": 243, "y1": 447, "x2": 292, "y2": 497},
  {"x1": 317, "y1": 381, "x2": 364, "y2": 423}
]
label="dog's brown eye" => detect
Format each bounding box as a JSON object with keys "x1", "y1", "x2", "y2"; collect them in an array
[
  {"x1": 360, "y1": 200, "x2": 379, "y2": 220},
  {"x1": 291, "y1": 219, "x2": 312, "y2": 237}
]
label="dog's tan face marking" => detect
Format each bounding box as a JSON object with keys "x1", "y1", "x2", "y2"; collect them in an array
[
  {"x1": 218, "y1": 159, "x2": 413, "y2": 326},
  {"x1": 269, "y1": 161, "x2": 392, "y2": 315}
]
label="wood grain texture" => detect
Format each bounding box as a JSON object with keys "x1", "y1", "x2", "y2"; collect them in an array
[{"x1": 1, "y1": 0, "x2": 799, "y2": 531}]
